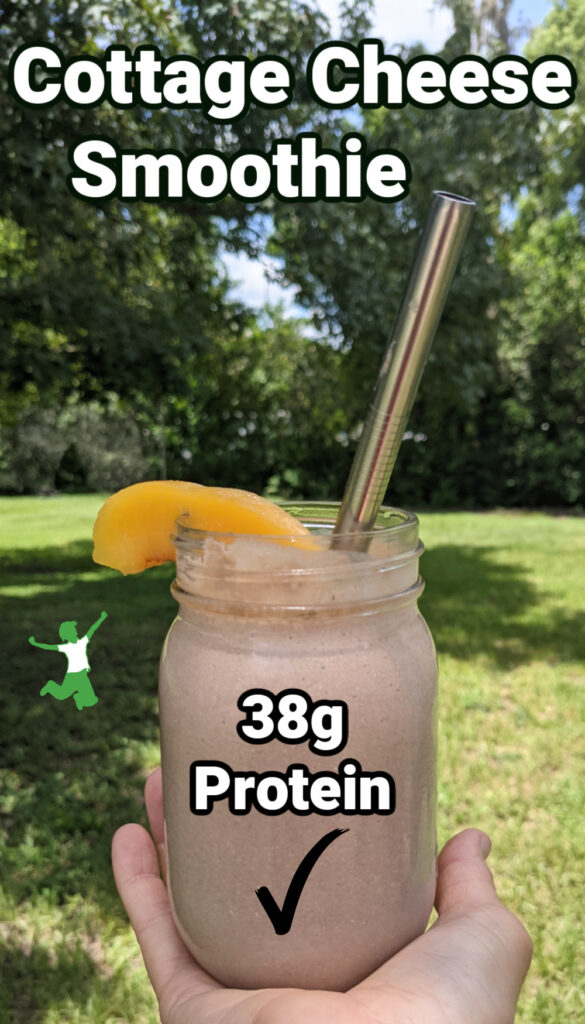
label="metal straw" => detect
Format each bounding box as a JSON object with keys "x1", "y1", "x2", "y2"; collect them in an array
[{"x1": 333, "y1": 190, "x2": 475, "y2": 548}]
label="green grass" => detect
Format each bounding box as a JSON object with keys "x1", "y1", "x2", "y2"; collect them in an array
[{"x1": 1, "y1": 496, "x2": 584, "y2": 1022}]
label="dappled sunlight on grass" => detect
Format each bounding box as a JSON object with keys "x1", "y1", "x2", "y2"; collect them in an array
[
  {"x1": 1, "y1": 504, "x2": 169, "y2": 1022},
  {"x1": 418, "y1": 512, "x2": 585, "y2": 1024},
  {"x1": 421, "y1": 540, "x2": 585, "y2": 670}
]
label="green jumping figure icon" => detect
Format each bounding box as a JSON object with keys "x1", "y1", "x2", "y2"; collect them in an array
[{"x1": 29, "y1": 611, "x2": 107, "y2": 711}]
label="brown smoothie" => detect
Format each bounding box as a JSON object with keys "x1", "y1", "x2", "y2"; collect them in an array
[{"x1": 159, "y1": 505, "x2": 438, "y2": 991}]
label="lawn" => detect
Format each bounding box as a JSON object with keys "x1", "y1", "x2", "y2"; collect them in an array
[{"x1": 1, "y1": 495, "x2": 584, "y2": 1023}]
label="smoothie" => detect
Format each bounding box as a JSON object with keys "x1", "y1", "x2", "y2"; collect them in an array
[{"x1": 159, "y1": 503, "x2": 438, "y2": 990}]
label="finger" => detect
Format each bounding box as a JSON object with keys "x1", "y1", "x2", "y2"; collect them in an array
[
  {"x1": 112, "y1": 823, "x2": 220, "y2": 1002},
  {"x1": 145, "y1": 767, "x2": 164, "y2": 845},
  {"x1": 354, "y1": 828, "x2": 531, "y2": 1022},
  {"x1": 144, "y1": 768, "x2": 167, "y2": 880},
  {"x1": 435, "y1": 828, "x2": 498, "y2": 918},
  {"x1": 144, "y1": 770, "x2": 163, "y2": 843},
  {"x1": 434, "y1": 828, "x2": 533, "y2": 991}
]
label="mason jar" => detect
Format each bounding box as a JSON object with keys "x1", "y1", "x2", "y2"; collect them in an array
[{"x1": 159, "y1": 503, "x2": 438, "y2": 991}]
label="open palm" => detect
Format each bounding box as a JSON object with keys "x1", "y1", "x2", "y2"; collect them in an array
[{"x1": 112, "y1": 769, "x2": 532, "y2": 1024}]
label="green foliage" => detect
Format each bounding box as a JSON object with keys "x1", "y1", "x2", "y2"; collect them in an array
[
  {"x1": 491, "y1": 1, "x2": 585, "y2": 507},
  {"x1": 1, "y1": 0, "x2": 584, "y2": 507},
  {"x1": 499, "y1": 204, "x2": 585, "y2": 505},
  {"x1": 0, "y1": 400, "x2": 148, "y2": 494},
  {"x1": 267, "y1": 0, "x2": 583, "y2": 508},
  {"x1": 268, "y1": 1, "x2": 546, "y2": 508},
  {"x1": 0, "y1": 0, "x2": 328, "y2": 409},
  {"x1": 525, "y1": 0, "x2": 585, "y2": 214},
  {"x1": 151, "y1": 307, "x2": 351, "y2": 498}
]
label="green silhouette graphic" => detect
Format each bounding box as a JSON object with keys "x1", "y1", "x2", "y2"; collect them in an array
[{"x1": 29, "y1": 612, "x2": 107, "y2": 711}]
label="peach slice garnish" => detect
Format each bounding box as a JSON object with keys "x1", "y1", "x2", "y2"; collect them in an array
[{"x1": 92, "y1": 480, "x2": 311, "y2": 574}]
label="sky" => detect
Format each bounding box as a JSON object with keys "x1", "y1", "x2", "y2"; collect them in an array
[
  {"x1": 318, "y1": 0, "x2": 553, "y2": 50},
  {"x1": 222, "y1": 0, "x2": 554, "y2": 311}
]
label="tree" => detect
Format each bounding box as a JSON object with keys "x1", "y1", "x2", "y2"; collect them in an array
[
  {"x1": 524, "y1": 0, "x2": 585, "y2": 216},
  {"x1": 148, "y1": 306, "x2": 351, "y2": 499},
  {"x1": 268, "y1": 1, "x2": 544, "y2": 506},
  {"x1": 0, "y1": 0, "x2": 332, "y2": 418},
  {"x1": 441, "y1": 0, "x2": 516, "y2": 50},
  {"x1": 499, "y1": 204, "x2": 585, "y2": 505},
  {"x1": 489, "y1": 0, "x2": 585, "y2": 507},
  {"x1": 490, "y1": 0, "x2": 585, "y2": 507}
]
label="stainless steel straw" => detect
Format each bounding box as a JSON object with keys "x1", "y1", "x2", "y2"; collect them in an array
[{"x1": 333, "y1": 190, "x2": 475, "y2": 547}]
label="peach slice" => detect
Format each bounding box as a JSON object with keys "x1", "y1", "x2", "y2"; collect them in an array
[{"x1": 92, "y1": 480, "x2": 311, "y2": 574}]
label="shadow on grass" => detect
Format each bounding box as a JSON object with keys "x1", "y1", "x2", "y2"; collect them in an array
[
  {"x1": 0, "y1": 943, "x2": 98, "y2": 1024},
  {"x1": 420, "y1": 544, "x2": 585, "y2": 669},
  {"x1": 1, "y1": 538, "x2": 175, "y2": 926},
  {"x1": 0, "y1": 539, "x2": 96, "y2": 575}
]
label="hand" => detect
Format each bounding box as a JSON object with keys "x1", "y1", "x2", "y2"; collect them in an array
[
  {"x1": 100, "y1": 611, "x2": 108, "y2": 619},
  {"x1": 28, "y1": 636, "x2": 35, "y2": 643},
  {"x1": 112, "y1": 770, "x2": 532, "y2": 1024}
]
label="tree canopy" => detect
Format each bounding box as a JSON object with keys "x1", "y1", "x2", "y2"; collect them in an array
[
  {"x1": 1, "y1": 0, "x2": 583, "y2": 507},
  {"x1": 0, "y1": 0, "x2": 330, "y2": 413}
]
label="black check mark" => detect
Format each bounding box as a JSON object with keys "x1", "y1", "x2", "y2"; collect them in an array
[{"x1": 255, "y1": 827, "x2": 349, "y2": 935}]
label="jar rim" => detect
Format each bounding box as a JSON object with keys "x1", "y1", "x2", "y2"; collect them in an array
[
  {"x1": 172, "y1": 501, "x2": 419, "y2": 547},
  {"x1": 171, "y1": 502, "x2": 423, "y2": 614}
]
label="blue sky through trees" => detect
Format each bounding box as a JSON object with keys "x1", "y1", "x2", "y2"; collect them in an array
[{"x1": 222, "y1": 0, "x2": 554, "y2": 311}]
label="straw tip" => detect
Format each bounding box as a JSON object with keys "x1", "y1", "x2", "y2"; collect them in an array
[{"x1": 433, "y1": 190, "x2": 476, "y2": 207}]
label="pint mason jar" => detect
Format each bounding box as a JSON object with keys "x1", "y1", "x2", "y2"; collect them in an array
[{"x1": 159, "y1": 503, "x2": 438, "y2": 991}]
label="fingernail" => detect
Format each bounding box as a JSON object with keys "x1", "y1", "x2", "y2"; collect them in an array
[{"x1": 479, "y1": 833, "x2": 492, "y2": 859}]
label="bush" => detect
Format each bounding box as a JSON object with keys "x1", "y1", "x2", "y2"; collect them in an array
[{"x1": 0, "y1": 400, "x2": 148, "y2": 494}]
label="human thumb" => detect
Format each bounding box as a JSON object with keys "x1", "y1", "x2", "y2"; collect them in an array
[
  {"x1": 435, "y1": 828, "x2": 501, "y2": 918},
  {"x1": 435, "y1": 829, "x2": 533, "y2": 966},
  {"x1": 432, "y1": 829, "x2": 532, "y2": 1021}
]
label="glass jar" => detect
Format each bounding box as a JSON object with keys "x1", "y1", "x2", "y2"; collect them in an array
[{"x1": 159, "y1": 503, "x2": 437, "y2": 991}]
